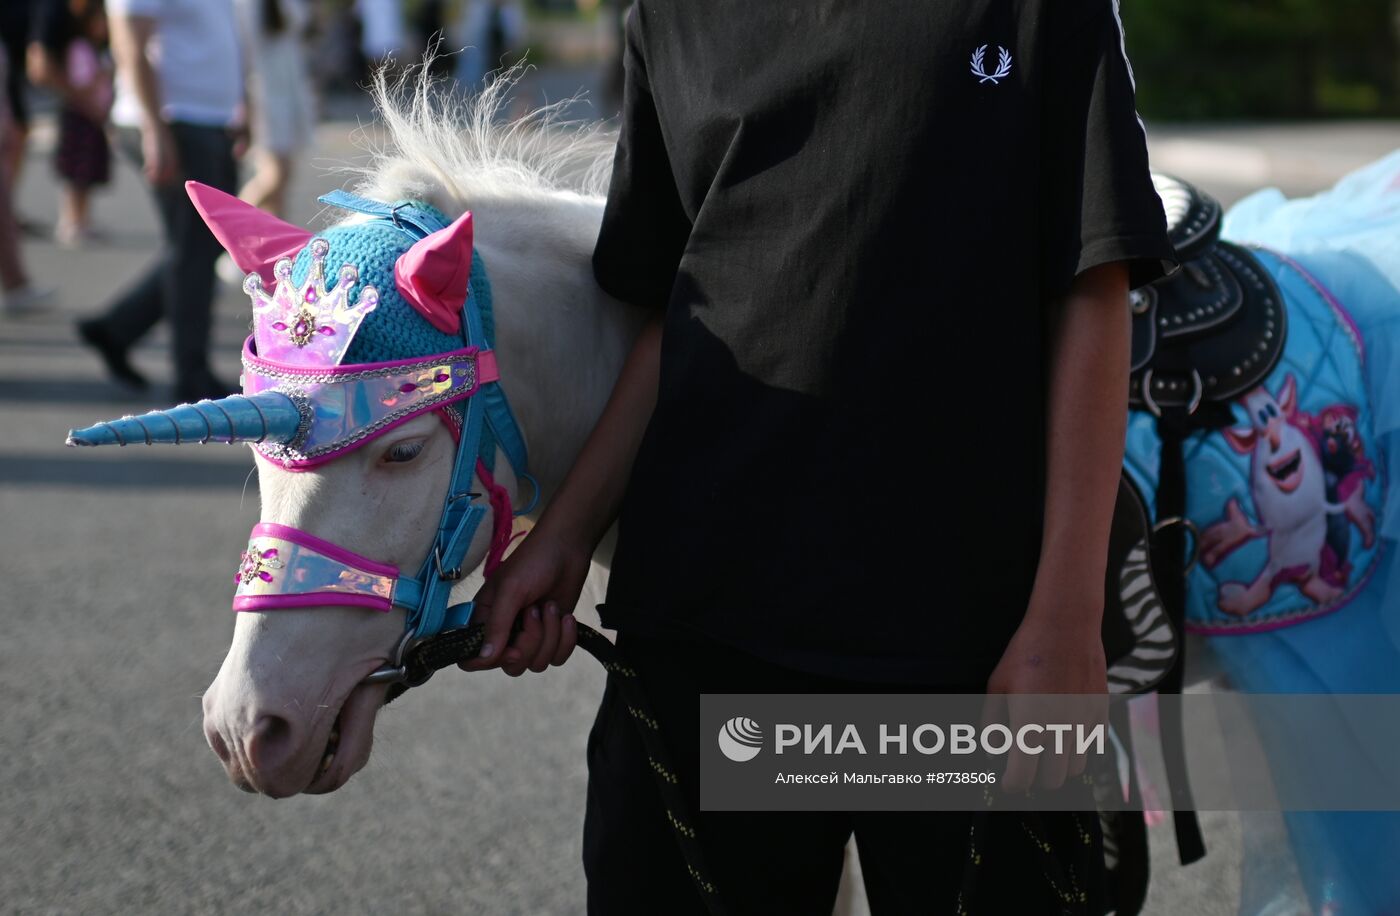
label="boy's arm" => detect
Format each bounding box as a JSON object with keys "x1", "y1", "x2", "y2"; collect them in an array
[
  {"x1": 529, "y1": 313, "x2": 663, "y2": 555},
  {"x1": 1032, "y1": 259, "x2": 1130, "y2": 648},
  {"x1": 985, "y1": 260, "x2": 1127, "y2": 791},
  {"x1": 989, "y1": 261, "x2": 1129, "y2": 692}
]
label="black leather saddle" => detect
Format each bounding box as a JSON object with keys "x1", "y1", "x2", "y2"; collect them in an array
[{"x1": 1129, "y1": 175, "x2": 1286, "y2": 421}]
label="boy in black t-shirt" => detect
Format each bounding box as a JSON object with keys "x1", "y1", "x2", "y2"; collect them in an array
[{"x1": 465, "y1": 1, "x2": 1176, "y2": 911}]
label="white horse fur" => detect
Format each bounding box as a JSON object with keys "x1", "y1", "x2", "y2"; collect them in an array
[{"x1": 202, "y1": 69, "x2": 646, "y2": 797}]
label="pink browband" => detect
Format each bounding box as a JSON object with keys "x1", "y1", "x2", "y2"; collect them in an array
[{"x1": 233, "y1": 522, "x2": 400, "y2": 612}]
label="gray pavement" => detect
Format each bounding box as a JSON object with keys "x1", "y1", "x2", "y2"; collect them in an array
[{"x1": 1, "y1": 90, "x2": 1393, "y2": 915}]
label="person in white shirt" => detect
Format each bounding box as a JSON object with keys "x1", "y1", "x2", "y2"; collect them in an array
[{"x1": 75, "y1": 0, "x2": 244, "y2": 402}]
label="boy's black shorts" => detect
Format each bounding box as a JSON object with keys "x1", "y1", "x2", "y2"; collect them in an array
[{"x1": 583, "y1": 631, "x2": 1104, "y2": 915}]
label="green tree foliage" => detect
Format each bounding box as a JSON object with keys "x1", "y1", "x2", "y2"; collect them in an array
[{"x1": 1123, "y1": 0, "x2": 1397, "y2": 118}]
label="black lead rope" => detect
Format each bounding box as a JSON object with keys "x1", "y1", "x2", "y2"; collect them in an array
[
  {"x1": 383, "y1": 621, "x2": 730, "y2": 915},
  {"x1": 955, "y1": 794, "x2": 1099, "y2": 915}
]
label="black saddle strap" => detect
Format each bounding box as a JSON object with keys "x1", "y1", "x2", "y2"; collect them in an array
[
  {"x1": 1104, "y1": 701, "x2": 1151, "y2": 916},
  {"x1": 1154, "y1": 409, "x2": 1207, "y2": 865}
]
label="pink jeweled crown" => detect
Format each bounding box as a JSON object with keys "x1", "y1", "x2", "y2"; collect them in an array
[{"x1": 243, "y1": 237, "x2": 379, "y2": 367}]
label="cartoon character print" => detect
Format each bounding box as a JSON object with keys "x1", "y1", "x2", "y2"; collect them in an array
[
  {"x1": 1199, "y1": 375, "x2": 1376, "y2": 617},
  {"x1": 1306, "y1": 404, "x2": 1377, "y2": 573}
]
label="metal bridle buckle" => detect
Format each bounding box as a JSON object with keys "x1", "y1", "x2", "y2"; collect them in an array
[
  {"x1": 434, "y1": 545, "x2": 464, "y2": 581},
  {"x1": 432, "y1": 490, "x2": 484, "y2": 581},
  {"x1": 1141, "y1": 367, "x2": 1204, "y2": 418},
  {"x1": 1152, "y1": 515, "x2": 1201, "y2": 574},
  {"x1": 362, "y1": 629, "x2": 419, "y2": 686}
]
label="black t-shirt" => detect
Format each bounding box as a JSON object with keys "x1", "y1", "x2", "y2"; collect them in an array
[{"x1": 592, "y1": 0, "x2": 1176, "y2": 686}]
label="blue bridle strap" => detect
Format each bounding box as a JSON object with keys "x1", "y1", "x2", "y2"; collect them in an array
[
  {"x1": 318, "y1": 189, "x2": 447, "y2": 241},
  {"x1": 318, "y1": 190, "x2": 531, "y2": 644}
]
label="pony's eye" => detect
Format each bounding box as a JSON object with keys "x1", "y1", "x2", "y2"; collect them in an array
[{"x1": 385, "y1": 440, "x2": 425, "y2": 464}]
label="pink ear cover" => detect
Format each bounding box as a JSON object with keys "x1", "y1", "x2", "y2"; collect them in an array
[
  {"x1": 186, "y1": 182, "x2": 314, "y2": 287},
  {"x1": 394, "y1": 211, "x2": 473, "y2": 335}
]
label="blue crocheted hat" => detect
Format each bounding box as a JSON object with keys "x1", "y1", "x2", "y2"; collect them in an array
[
  {"x1": 67, "y1": 185, "x2": 499, "y2": 459},
  {"x1": 288, "y1": 204, "x2": 493, "y2": 364}
]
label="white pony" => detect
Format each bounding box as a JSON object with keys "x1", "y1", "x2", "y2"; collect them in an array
[
  {"x1": 203, "y1": 74, "x2": 644, "y2": 797},
  {"x1": 101, "y1": 71, "x2": 641, "y2": 797}
]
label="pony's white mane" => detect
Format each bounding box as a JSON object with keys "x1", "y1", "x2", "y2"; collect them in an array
[{"x1": 344, "y1": 65, "x2": 617, "y2": 218}]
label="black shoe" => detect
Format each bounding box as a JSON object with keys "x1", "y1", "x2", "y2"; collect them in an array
[{"x1": 76, "y1": 318, "x2": 149, "y2": 390}]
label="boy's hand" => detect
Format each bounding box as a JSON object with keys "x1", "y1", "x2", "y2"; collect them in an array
[
  {"x1": 459, "y1": 525, "x2": 592, "y2": 677},
  {"x1": 985, "y1": 595, "x2": 1107, "y2": 793}
]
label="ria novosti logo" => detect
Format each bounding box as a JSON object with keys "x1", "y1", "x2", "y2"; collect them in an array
[{"x1": 717, "y1": 717, "x2": 764, "y2": 762}]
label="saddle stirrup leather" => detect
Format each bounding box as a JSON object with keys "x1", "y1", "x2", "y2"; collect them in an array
[{"x1": 1124, "y1": 173, "x2": 1291, "y2": 873}]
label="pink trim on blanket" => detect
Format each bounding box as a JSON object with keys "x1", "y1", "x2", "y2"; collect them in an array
[{"x1": 1256, "y1": 247, "x2": 1366, "y2": 363}]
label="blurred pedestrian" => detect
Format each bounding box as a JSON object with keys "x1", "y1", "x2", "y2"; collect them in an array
[
  {"x1": 452, "y1": 0, "x2": 525, "y2": 88},
  {"x1": 75, "y1": 0, "x2": 242, "y2": 400},
  {"x1": 0, "y1": 43, "x2": 53, "y2": 315},
  {"x1": 234, "y1": 0, "x2": 313, "y2": 218},
  {"x1": 355, "y1": 0, "x2": 406, "y2": 68},
  {"x1": 0, "y1": 0, "x2": 37, "y2": 188},
  {"x1": 28, "y1": 0, "x2": 114, "y2": 247}
]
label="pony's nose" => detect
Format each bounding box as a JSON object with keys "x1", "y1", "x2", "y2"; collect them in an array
[
  {"x1": 245, "y1": 714, "x2": 299, "y2": 776},
  {"x1": 206, "y1": 724, "x2": 232, "y2": 765}
]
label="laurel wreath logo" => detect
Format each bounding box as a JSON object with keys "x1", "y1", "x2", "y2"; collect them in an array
[{"x1": 970, "y1": 44, "x2": 1013, "y2": 84}]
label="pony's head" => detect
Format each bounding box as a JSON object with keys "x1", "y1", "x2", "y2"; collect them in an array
[
  {"x1": 68, "y1": 185, "x2": 516, "y2": 797},
  {"x1": 65, "y1": 69, "x2": 628, "y2": 798}
]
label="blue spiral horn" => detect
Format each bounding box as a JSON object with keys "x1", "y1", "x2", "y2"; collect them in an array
[{"x1": 65, "y1": 391, "x2": 306, "y2": 448}]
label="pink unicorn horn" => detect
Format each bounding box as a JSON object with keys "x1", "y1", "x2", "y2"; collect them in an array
[
  {"x1": 186, "y1": 181, "x2": 313, "y2": 286},
  {"x1": 394, "y1": 212, "x2": 474, "y2": 335}
]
